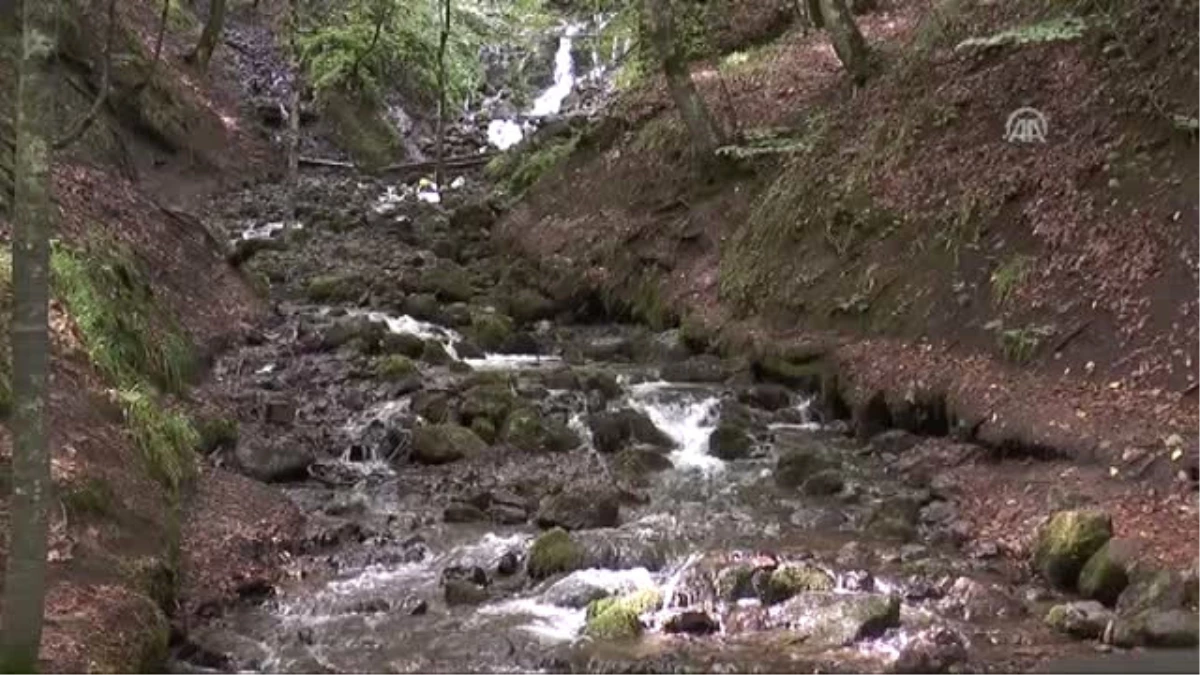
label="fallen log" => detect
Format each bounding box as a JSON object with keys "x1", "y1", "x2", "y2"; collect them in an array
[{"x1": 298, "y1": 152, "x2": 495, "y2": 175}]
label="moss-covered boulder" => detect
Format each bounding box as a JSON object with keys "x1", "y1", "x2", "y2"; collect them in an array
[
  {"x1": 305, "y1": 273, "x2": 361, "y2": 303},
  {"x1": 708, "y1": 423, "x2": 753, "y2": 460},
  {"x1": 777, "y1": 592, "x2": 900, "y2": 645},
  {"x1": 467, "y1": 309, "x2": 515, "y2": 351},
  {"x1": 1078, "y1": 538, "x2": 1137, "y2": 606},
  {"x1": 527, "y1": 528, "x2": 585, "y2": 579},
  {"x1": 761, "y1": 563, "x2": 835, "y2": 604},
  {"x1": 1045, "y1": 601, "x2": 1115, "y2": 639},
  {"x1": 458, "y1": 384, "x2": 519, "y2": 429},
  {"x1": 775, "y1": 443, "x2": 834, "y2": 488},
  {"x1": 584, "y1": 589, "x2": 662, "y2": 640},
  {"x1": 403, "y1": 293, "x2": 443, "y2": 322},
  {"x1": 587, "y1": 409, "x2": 674, "y2": 454},
  {"x1": 715, "y1": 565, "x2": 757, "y2": 602},
  {"x1": 381, "y1": 331, "x2": 427, "y2": 358},
  {"x1": 421, "y1": 339, "x2": 452, "y2": 364},
  {"x1": 411, "y1": 424, "x2": 486, "y2": 465},
  {"x1": 507, "y1": 287, "x2": 556, "y2": 324},
  {"x1": 612, "y1": 447, "x2": 674, "y2": 478},
  {"x1": 1117, "y1": 569, "x2": 1189, "y2": 615},
  {"x1": 420, "y1": 262, "x2": 474, "y2": 302},
  {"x1": 411, "y1": 391, "x2": 450, "y2": 423},
  {"x1": 536, "y1": 487, "x2": 620, "y2": 530},
  {"x1": 471, "y1": 417, "x2": 497, "y2": 444},
  {"x1": 375, "y1": 355, "x2": 417, "y2": 380},
  {"x1": 321, "y1": 315, "x2": 387, "y2": 352},
  {"x1": 501, "y1": 407, "x2": 580, "y2": 453},
  {"x1": 660, "y1": 355, "x2": 727, "y2": 383},
  {"x1": 1034, "y1": 509, "x2": 1113, "y2": 589}
]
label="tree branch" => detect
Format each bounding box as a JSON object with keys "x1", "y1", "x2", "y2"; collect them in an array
[{"x1": 52, "y1": 0, "x2": 117, "y2": 150}]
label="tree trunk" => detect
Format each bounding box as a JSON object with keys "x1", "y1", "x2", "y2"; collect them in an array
[
  {"x1": 817, "y1": 0, "x2": 870, "y2": 84},
  {"x1": 0, "y1": 0, "x2": 56, "y2": 669},
  {"x1": 190, "y1": 0, "x2": 227, "y2": 71},
  {"x1": 287, "y1": 0, "x2": 300, "y2": 221},
  {"x1": 435, "y1": 0, "x2": 450, "y2": 189},
  {"x1": 643, "y1": 0, "x2": 726, "y2": 155},
  {"x1": 799, "y1": 0, "x2": 823, "y2": 29}
]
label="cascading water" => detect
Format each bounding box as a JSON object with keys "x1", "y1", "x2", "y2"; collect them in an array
[{"x1": 624, "y1": 381, "x2": 725, "y2": 472}]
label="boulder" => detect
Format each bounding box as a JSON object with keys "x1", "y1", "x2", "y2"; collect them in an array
[
  {"x1": 403, "y1": 293, "x2": 443, "y2": 322},
  {"x1": 802, "y1": 469, "x2": 846, "y2": 496},
  {"x1": 1034, "y1": 509, "x2": 1113, "y2": 589},
  {"x1": 374, "y1": 355, "x2": 417, "y2": 380},
  {"x1": 501, "y1": 407, "x2": 580, "y2": 453},
  {"x1": 506, "y1": 288, "x2": 556, "y2": 324},
  {"x1": 536, "y1": 487, "x2": 620, "y2": 530},
  {"x1": 587, "y1": 409, "x2": 673, "y2": 454},
  {"x1": 420, "y1": 261, "x2": 474, "y2": 302},
  {"x1": 1045, "y1": 601, "x2": 1115, "y2": 639},
  {"x1": 775, "y1": 592, "x2": 901, "y2": 645},
  {"x1": 708, "y1": 424, "x2": 753, "y2": 460},
  {"x1": 444, "y1": 502, "x2": 488, "y2": 523},
  {"x1": 761, "y1": 563, "x2": 835, "y2": 604},
  {"x1": 737, "y1": 384, "x2": 792, "y2": 412},
  {"x1": 458, "y1": 384, "x2": 519, "y2": 429},
  {"x1": 411, "y1": 391, "x2": 451, "y2": 423},
  {"x1": 1117, "y1": 570, "x2": 1190, "y2": 615},
  {"x1": 421, "y1": 340, "x2": 453, "y2": 364},
  {"x1": 775, "y1": 443, "x2": 834, "y2": 488},
  {"x1": 380, "y1": 331, "x2": 426, "y2": 358},
  {"x1": 1078, "y1": 538, "x2": 1138, "y2": 606},
  {"x1": 581, "y1": 335, "x2": 635, "y2": 361},
  {"x1": 235, "y1": 439, "x2": 313, "y2": 482},
  {"x1": 449, "y1": 202, "x2": 496, "y2": 230},
  {"x1": 662, "y1": 610, "x2": 719, "y2": 635},
  {"x1": 411, "y1": 424, "x2": 487, "y2": 464},
  {"x1": 444, "y1": 578, "x2": 490, "y2": 605},
  {"x1": 1136, "y1": 609, "x2": 1200, "y2": 647},
  {"x1": 541, "y1": 569, "x2": 654, "y2": 609},
  {"x1": 467, "y1": 309, "x2": 515, "y2": 351},
  {"x1": 869, "y1": 429, "x2": 921, "y2": 455},
  {"x1": 612, "y1": 447, "x2": 674, "y2": 477},
  {"x1": 893, "y1": 628, "x2": 969, "y2": 674},
  {"x1": 527, "y1": 528, "x2": 585, "y2": 579},
  {"x1": 584, "y1": 589, "x2": 661, "y2": 639},
  {"x1": 321, "y1": 315, "x2": 387, "y2": 352}
]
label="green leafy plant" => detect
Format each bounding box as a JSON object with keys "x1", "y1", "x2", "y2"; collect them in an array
[
  {"x1": 990, "y1": 254, "x2": 1034, "y2": 306},
  {"x1": 996, "y1": 323, "x2": 1056, "y2": 364}
]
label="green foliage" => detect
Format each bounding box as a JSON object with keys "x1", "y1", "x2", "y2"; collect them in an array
[
  {"x1": 498, "y1": 134, "x2": 579, "y2": 195},
  {"x1": 376, "y1": 354, "x2": 418, "y2": 379},
  {"x1": 956, "y1": 16, "x2": 1086, "y2": 50},
  {"x1": 195, "y1": 416, "x2": 239, "y2": 453},
  {"x1": 996, "y1": 323, "x2": 1056, "y2": 364},
  {"x1": 62, "y1": 477, "x2": 118, "y2": 520},
  {"x1": 118, "y1": 388, "x2": 199, "y2": 494},
  {"x1": 990, "y1": 254, "x2": 1034, "y2": 306},
  {"x1": 52, "y1": 242, "x2": 196, "y2": 393},
  {"x1": 717, "y1": 126, "x2": 826, "y2": 159},
  {"x1": 298, "y1": 0, "x2": 486, "y2": 107}
]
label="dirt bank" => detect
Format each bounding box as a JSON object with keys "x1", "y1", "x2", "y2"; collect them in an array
[{"x1": 494, "y1": 0, "x2": 1198, "y2": 568}]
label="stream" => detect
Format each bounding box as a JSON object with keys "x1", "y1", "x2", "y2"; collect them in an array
[{"x1": 172, "y1": 11, "x2": 1126, "y2": 673}]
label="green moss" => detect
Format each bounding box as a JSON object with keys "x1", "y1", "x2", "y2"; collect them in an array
[
  {"x1": 305, "y1": 272, "x2": 361, "y2": 303},
  {"x1": 194, "y1": 416, "x2": 239, "y2": 453},
  {"x1": 584, "y1": 589, "x2": 662, "y2": 640},
  {"x1": 715, "y1": 565, "x2": 756, "y2": 601},
  {"x1": 527, "y1": 527, "x2": 585, "y2": 579},
  {"x1": 322, "y1": 91, "x2": 405, "y2": 171},
  {"x1": 376, "y1": 354, "x2": 417, "y2": 380},
  {"x1": 1034, "y1": 509, "x2": 1113, "y2": 589},
  {"x1": 62, "y1": 477, "x2": 118, "y2": 520},
  {"x1": 118, "y1": 388, "x2": 198, "y2": 495},
  {"x1": 421, "y1": 339, "x2": 452, "y2": 364},
  {"x1": 762, "y1": 564, "x2": 835, "y2": 604},
  {"x1": 468, "y1": 310, "x2": 514, "y2": 351},
  {"x1": 52, "y1": 242, "x2": 195, "y2": 393},
  {"x1": 503, "y1": 135, "x2": 579, "y2": 196},
  {"x1": 470, "y1": 416, "x2": 497, "y2": 444}
]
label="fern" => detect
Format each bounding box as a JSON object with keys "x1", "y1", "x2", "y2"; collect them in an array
[{"x1": 956, "y1": 16, "x2": 1087, "y2": 50}]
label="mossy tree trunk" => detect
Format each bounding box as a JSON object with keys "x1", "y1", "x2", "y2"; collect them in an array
[
  {"x1": 643, "y1": 0, "x2": 727, "y2": 155},
  {"x1": 817, "y1": 0, "x2": 870, "y2": 84},
  {"x1": 287, "y1": 0, "x2": 300, "y2": 220},
  {"x1": 0, "y1": 0, "x2": 56, "y2": 669},
  {"x1": 435, "y1": 0, "x2": 450, "y2": 188},
  {"x1": 189, "y1": 0, "x2": 227, "y2": 71}
]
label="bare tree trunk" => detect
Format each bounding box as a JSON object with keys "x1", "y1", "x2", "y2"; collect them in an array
[
  {"x1": 817, "y1": 0, "x2": 870, "y2": 84},
  {"x1": 287, "y1": 0, "x2": 300, "y2": 221},
  {"x1": 53, "y1": 0, "x2": 117, "y2": 150},
  {"x1": 189, "y1": 0, "x2": 227, "y2": 71},
  {"x1": 643, "y1": 0, "x2": 726, "y2": 155},
  {"x1": 435, "y1": 0, "x2": 450, "y2": 189},
  {"x1": 796, "y1": 0, "x2": 823, "y2": 29},
  {"x1": 0, "y1": 0, "x2": 56, "y2": 669}
]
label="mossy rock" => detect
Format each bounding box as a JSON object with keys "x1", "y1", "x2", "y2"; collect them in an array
[
  {"x1": 412, "y1": 391, "x2": 450, "y2": 423},
  {"x1": 421, "y1": 339, "x2": 453, "y2": 364},
  {"x1": 403, "y1": 293, "x2": 443, "y2": 322},
  {"x1": 775, "y1": 443, "x2": 834, "y2": 488},
  {"x1": 707, "y1": 423, "x2": 753, "y2": 460},
  {"x1": 381, "y1": 332, "x2": 427, "y2": 358},
  {"x1": 420, "y1": 262, "x2": 475, "y2": 303},
  {"x1": 1044, "y1": 601, "x2": 1115, "y2": 639},
  {"x1": 612, "y1": 447, "x2": 674, "y2": 478},
  {"x1": 1078, "y1": 538, "x2": 1137, "y2": 606},
  {"x1": 1117, "y1": 570, "x2": 1190, "y2": 616},
  {"x1": 470, "y1": 417, "x2": 498, "y2": 444},
  {"x1": 411, "y1": 424, "x2": 486, "y2": 465},
  {"x1": 468, "y1": 310, "x2": 515, "y2": 351},
  {"x1": 584, "y1": 589, "x2": 662, "y2": 640},
  {"x1": 715, "y1": 565, "x2": 757, "y2": 602},
  {"x1": 305, "y1": 273, "x2": 362, "y2": 303},
  {"x1": 1034, "y1": 509, "x2": 1113, "y2": 589},
  {"x1": 459, "y1": 384, "x2": 519, "y2": 428},
  {"x1": 194, "y1": 416, "x2": 239, "y2": 453},
  {"x1": 507, "y1": 287, "x2": 557, "y2": 324},
  {"x1": 502, "y1": 407, "x2": 579, "y2": 453},
  {"x1": 527, "y1": 527, "x2": 585, "y2": 579},
  {"x1": 375, "y1": 355, "x2": 417, "y2": 380},
  {"x1": 762, "y1": 563, "x2": 835, "y2": 604}
]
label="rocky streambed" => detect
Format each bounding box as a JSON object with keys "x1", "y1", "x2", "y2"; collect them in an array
[{"x1": 173, "y1": 167, "x2": 1199, "y2": 674}]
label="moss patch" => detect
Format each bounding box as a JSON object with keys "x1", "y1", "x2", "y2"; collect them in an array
[
  {"x1": 118, "y1": 388, "x2": 198, "y2": 496},
  {"x1": 527, "y1": 527, "x2": 585, "y2": 579},
  {"x1": 375, "y1": 354, "x2": 417, "y2": 380},
  {"x1": 584, "y1": 589, "x2": 662, "y2": 640},
  {"x1": 306, "y1": 273, "x2": 363, "y2": 303},
  {"x1": 52, "y1": 242, "x2": 195, "y2": 393},
  {"x1": 322, "y1": 90, "x2": 405, "y2": 171}
]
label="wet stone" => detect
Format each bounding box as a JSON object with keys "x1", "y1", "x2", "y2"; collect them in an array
[
  {"x1": 1045, "y1": 600, "x2": 1115, "y2": 639},
  {"x1": 663, "y1": 610, "x2": 719, "y2": 635}
]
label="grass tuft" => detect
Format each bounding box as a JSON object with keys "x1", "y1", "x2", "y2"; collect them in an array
[
  {"x1": 52, "y1": 241, "x2": 196, "y2": 393},
  {"x1": 118, "y1": 388, "x2": 198, "y2": 495}
]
